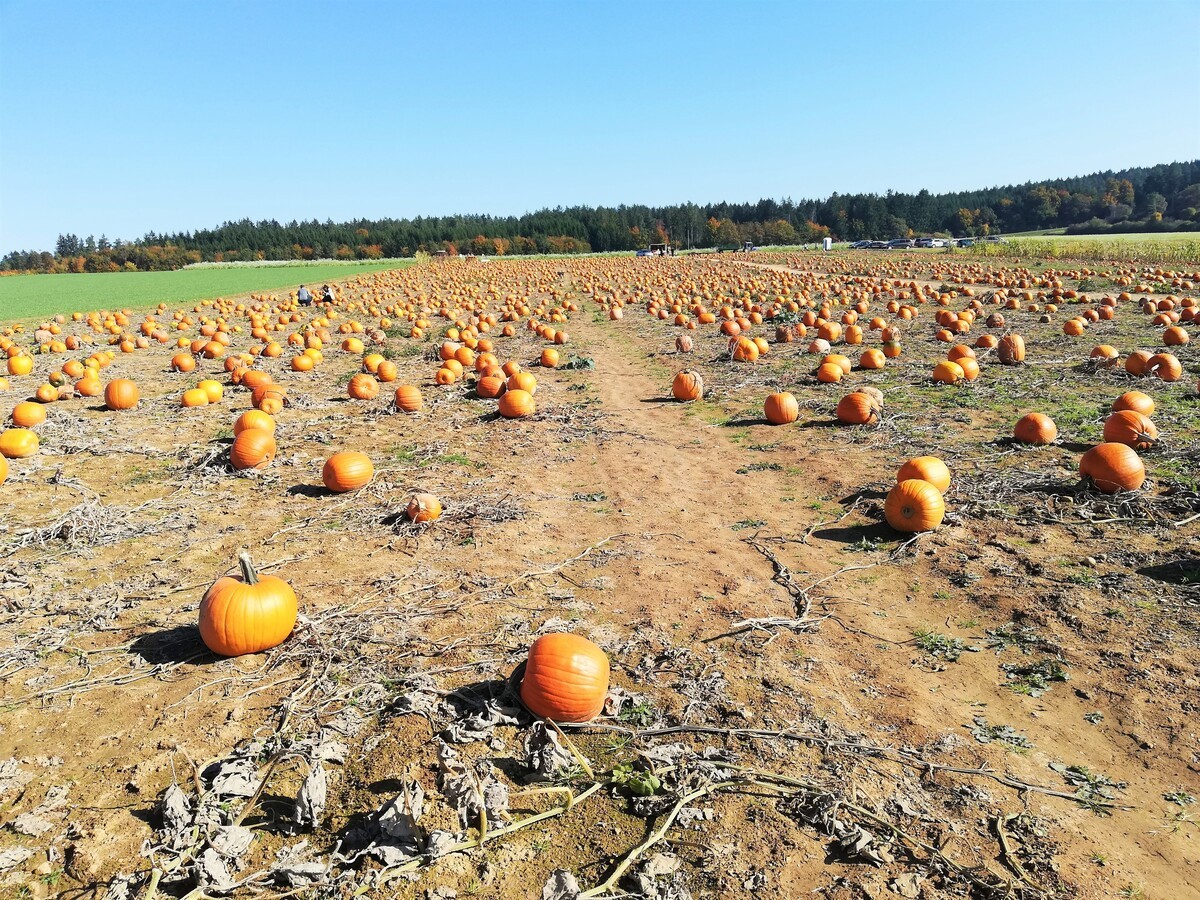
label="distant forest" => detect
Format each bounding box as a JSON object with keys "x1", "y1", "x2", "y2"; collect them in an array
[{"x1": 4, "y1": 160, "x2": 1198, "y2": 274}]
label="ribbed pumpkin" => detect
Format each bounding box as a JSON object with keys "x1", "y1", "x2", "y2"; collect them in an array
[
  {"x1": 764, "y1": 392, "x2": 799, "y2": 425},
  {"x1": 11, "y1": 401, "x2": 46, "y2": 428},
  {"x1": 199, "y1": 551, "x2": 297, "y2": 657},
  {"x1": 348, "y1": 373, "x2": 380, "y2": 400},
  {"x1": 0, "y1": 455, "x2": 7, "y2": 484},
  {"x1": 1112, "y1": 391, "x2": 1154, "y2": 416},
  {"x1": 75, "y1": 376, "x2": 102, "y2": 397},
  {"x1": 230, "y1": 428, "x2": 277, "y2": 470},
  {"x1": 198, "y1": 379, "x2": 223, "y2": 403},
  {"x1": 507, "y1": 372, "x2": 538, "y2": 394},
  {"x1": 836, "y1": 391, "x2": 879, "y2": 425},
  {"x1": 394, "y1": 385, "x2": 423, "y2": 413},
  {"x1": 406, "y1": 492, "x2": 443, "y2": 523},
  {"x1": 997, "y1": 335, "x2": 1025, "y2": 364},
  {"x1": 540, "y1": 348, "x2": 560, "y2": 368},
  {"x1": 104, "y1": 378, "x2": 139, "y2": 410},
  {"x1": 1102, "y1": 410, "x2": 1157, "y2": 449},
  {"x1": 234, "y1": 410, "x2": 275, "y2": 435},
  {"x1": 476, "y1": 374, "x2": 507, "y2": 399},
  {"x1": 1148, "y1": 353, "x2": 1182, "y2": 382},
  {"x1": 897, "y1": 456, "x2": 951, "y2": 494},
  {"x1": 322, "y1": 451, "x2": 374, "y2": 492},
  {"x1": 672, "y1": 370, "x2": 704, "y2": 402},
  {"x1": 816, "y1": 362, "x2": 843, "y2": 383},
  {"x1": 1090, "y1": 345, "x2": 1120, "y2": 367},
  {"x1": 498, "y1": 389, "x2": 535, "y2": 418},
  {"x1": 520, "y1": 633, "x2": 610, "y2": 723},
  {"x1": 0, "y1": 428, "x2": 39, "y2": 459},
  {"x1": 885, "y1": 479, "x2": 945, "y2": 533},
  {"x1": 1124, "y1": 350, "x2": 1153, "y2": 376},
  {"x1": 1014, "y1": 413, "x2": 1058, "y2": 445},
  {"x1": 1080, "y1": 443, "x2": 1145, "y2": 493},
  {"x1": 859, "y1": 349, "x2": 885, "y2": 370}
]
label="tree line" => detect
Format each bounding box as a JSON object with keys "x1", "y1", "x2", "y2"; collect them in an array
[{"x1": 3, "y1": 160, "x2": 1197, "y2": 274}]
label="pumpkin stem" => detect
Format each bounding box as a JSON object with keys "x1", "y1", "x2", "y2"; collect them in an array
[{"x1": 237, "y1": 550, "x2": 259, "y2": 585}]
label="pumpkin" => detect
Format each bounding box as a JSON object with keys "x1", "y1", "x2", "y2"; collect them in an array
[
  {"x1": 11, "y1": 401, "x2": 46, "y2": 428},
  {"x1": 181, "y1": 388, "x2": 210, "y2": 408},
  {"x1": 1080, "y1": 443, "x2": 1145, "y2": 493},
  {"x1": 1102, "y1": 410, "x2": 1158, "y2": 449},
  {"x1": 0, "y1": 428, "x2": 38, "y2": 458},
  {"x1": 507, "y1": 372, "x2": 538, "y2": 394},
  {"x1": 75, "y1": 376, "x2": 102, "y2": 397},
  {"x1": 234, "y1": 410, "x2": 275, "y2": 435},
  {"x1": 897, "y1": 456, "x2": 950, "y2": 494},
  {"x1": 394, "y1": 385, "x2": 423, "y2": 413},
  {"x1": 859, "y1": 349, "x2": 885, "y2": 370},
  {"x1": 519, "y1": 632, "x2": 610, "y2": 723},
  {"x1": 7, "y1": 355, "x2": 34, "y2": 377},
  {"x1": 476, "y1": 374, "x2": 507, "y2": 399},
  {"x1": 997, "y1": 335, "x2": 1025, "y2": 364},
  {"x1": 672, "y1": 370, "x2": 704, "y2": 402},
  {"x1": 323, "y1": 451, "x2": 374, "y2": 492},
  {"x1": 197, "y1": 379, "x2": 223, "y2": 403},
  {"x1": 1148, "y1": 353, "x2": 1182, "y2": 382},
  {"x1": 825, "y1": 354, "x2": 852, "y2": 375},
  {"x1": 230, "y1": 428, "x2": 277, "y2": 470},
  {"x1": 816, "y1": 362, "x2": 843, "y2": 383},
  {"x1": 947, "y1": 345, "x2": 975, "y2": 362},
  {"x1": 540, "y1": 348, "x2": 560, "y2": 368},
  {"x1": 199, "y1": 551, "x2": 297, "y2": 657},
  {"x1": 956, "y1": 357, "x2": 980, "y2": 381},
  {"x1": 675, "y1": 334, "x2": 694, "y2": 353},
  {"x1": 1163, "y1": 326, "x2": 1189, "y2": 346},
  {"x1": 406, "y1": 492, "x2": 443, "y2": 523},
  {"x1": 376, "y1": 360, "x2": 398, "y2": 382},
  {"x1": 836, "y1": 391, "x2": 879, "y2": 425},
  {"x1": 104, "y1": 378, "x2": 139, "y2": 410},
  {"x1": 885, "y1": 479, "x2": 945, "y2": 532},
  {"x1": 0, "y1": 454, "x2": 6, "y2": 484},
  {"x1": 1089, "y1": 345, "x2": 1120, "y2": 367},
  {"x1": 1112, "y1": 391, "x2": 1154, "y2": 416},
  {"x1": 764, "y1": 392, "x2": 798, "y2": 425},
  {"x1": 1014, "y1": 413, "x2": 1057, "y2": 445},
  {"x1": 1124, "y1": 350, "x2": 1153, "y2": 376},
  {"x1": 252, "y1": 384, "x2": 286, "y2": 414},
  {"x1": 932, "y1": 360, "x2": 964, "y2": 384},
  {"x1": 348, "y1": 373, "x2": 380, "y2": 400},
  {"x1": 498, "y1": 389, "x2": 535, "y2": 418}
]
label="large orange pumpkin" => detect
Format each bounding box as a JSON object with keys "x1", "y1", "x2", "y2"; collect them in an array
[
  {"x1": 764, "y1": 392, "x2": 799, "y2": 425},
  {"x1": 997, "y1": 335, "x2": 1025, "y2": 364},
  {"x1": 897, "y1": 456, "x2": 951, "y2": 494},
  {"x1": 323, "y1": 451, "x2": 373, "y2": 492},
  {"x1": 104, "y1": 378, "x2": 139, "y2": 410},
  {"x1": 348, "y1": 373, "x2": 380, "y2": 400},
  {"x1": 1112, "y1": 391, "x2": 1154, "y2": 416},
  {"x1": 1013, "y1": 413, "x2": 1057, "y2": 445},
  {"x1": 1102, "y1": 410, "x2": 1157, "y2": 449},
  {"x1": 885, "y1": 479, "x2": 946, "y2": 533},
  {"x1": 394, "y1": 385, "x2": 423, "y2": 413},
  {"x1": 11, "y1": 401, "x2": 46, "y2": 428},
  {"x1": 1080, "y1": 443, "x2": 1145, "y2": 493},
  {"x1": 0, "y1": 428, "x2": 38, "y2": 459},
  {"x1": 199, "y1": 551, "x2": 297, "y2": 657},
  {"x1": 672, "y1": 370, "x2": 704, "y2": 402},
  {"x1": 836, "y1": 392, "x2": 879, "y2": 425},
  {"x1": 230, "y1": 428, "x2": 277, "y2": 470},
  {"x1": 520, "y1": 633, "x2": 610, "y2": 723},
  {"x1": 498, "y1": 389, "x2": 535, "y2": 418}
]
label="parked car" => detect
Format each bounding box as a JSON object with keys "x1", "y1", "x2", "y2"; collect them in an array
[
  {"x1": 849, "y1": 240, "x2": 871, "y2": 249},
  {"x1": 930, "y1": 238, "x2": 947, "y2": 248},
  {"x1": 955, "y1": 238, "x2": 974, "y2": 248},
  {"x1": 868, "y1": 241, "x2": 889, "y2": 249},
  {"x1": 887, "y1": 239, "x2": 915, "y2": 249},
  {"x1": 915, "y1": 238, "x2": 934, "y2": 248}
]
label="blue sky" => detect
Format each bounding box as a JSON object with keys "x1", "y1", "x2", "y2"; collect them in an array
[{"x1": 1, "y1": 0, "x2": 1197, "y2": 251}]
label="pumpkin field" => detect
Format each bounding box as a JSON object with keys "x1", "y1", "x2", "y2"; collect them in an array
[{"x1": 1, "y1": 249, "x2": 1199, "y2": 900}]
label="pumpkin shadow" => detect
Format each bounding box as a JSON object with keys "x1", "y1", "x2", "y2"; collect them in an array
[
  {"x1": 287, "y1": 484, "x2": 330, "y2": 498},
  {"x1": 1058, "y1": 441, "x2": 1093, "y2": 453},
  {"x1": 839, "y1": 488, "x2": 887, "y2": 504},
  {"x1": 130, "y1": 625, "x2": 214, "y2": 666},
  {"x1": 809, "y1": 522, "x2": 896, "y2": 545},
  {"x1": 640, "y1": 396, "x2": 679, "y2": 404},
  {"x1": 798, "y1": 419, "x2": 841, "y2": 429},
  {"x1": 722, "y1": 417, "x2": 770, "y2": 427},
  {"x1": 1137, "y1": 558, "x2": 1200, "y2": 587},
  {"x1": 476, "y1": 410, "x2": 504, "y2": 423}
]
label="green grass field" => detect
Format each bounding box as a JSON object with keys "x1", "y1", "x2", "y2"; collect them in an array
[
  {"x1": 0, "y1": 260, "x2": 409, "y2": 322},
  {"x1": 1003, "y1": 229, "x2": 1200, "y2": 243}
]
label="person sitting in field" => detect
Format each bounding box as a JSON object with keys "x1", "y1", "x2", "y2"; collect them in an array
[
  {"x1": 297, "y1": 285, "x2": 312, "y2": 306},
  {"x1": 320, "y1": 284, "x2": 335, "y2": 304}
]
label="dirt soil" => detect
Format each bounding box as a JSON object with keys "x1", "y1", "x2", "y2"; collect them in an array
[{"x1": 0, "y1": 252, "x2": 1197, "y2": 900}]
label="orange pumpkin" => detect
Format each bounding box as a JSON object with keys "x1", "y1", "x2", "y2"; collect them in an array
[
  {"x1": 672, "y1": 370, "x2": 704, "y2": 402},
  {"x1": 498, "y1": 389, "x2": 535, "y2": 418},
  {"x1": 230, "y1": 428, "x2": 277, "y2": 470},
  {"x1": 322, "y1": 451, "x2": 374, "y2": 492},
  {"x1": 104, "y1": 378, "x2": 139, "y2": 410},
  {"x1": 997, "y1": 335, "x2": 1025, "y2": 364},
  {"x1": 181, "y1": 388, "x2": 210, "y2": 408},
  {"x1": 394, "y1": 385, "x2": 423, "y2": 413},
  {"x1": 1102, "y1": 410, "x2": 1157, "y2": 449},
  {"x1": 897, "y1": 456, "x2": 950, "y2": 493},
  {"x1": 1014, "y1": 413, "x2": 1057, "y2": 445},
  {"x1": 234, "y1": 410, "x2": 275, "y2": 435},
  {"x1": 1112, "y1": 391, "x2": 1154, "y2": 417},
  {"x1": 1080, "y1": 443, "x2": 1145, "y2": 494},
  {"x1": 406, "y1": 492, "x2": 443, "y2": 523},
  {"x1": 11, "y1": 401, "x2": 46, "y2": 428},
  {"x1": 519, "y1": 633, "x2": 610, "y2": 723},
  {"x1": 476, "y1": 374, "x2": 507, "y2": 399},
  {"x1": 0, "y1": 428, "x2": 38, "y2": 459},
  {"x1": 199, "y1": 551, "x2": 297, "y2": 657},
  {"x1": 348, "y1": 373, "x2": 380, "y2": 400},
  {"x1": 885, "y1": 479, "x2": 945, "y2": 532},
  {"x1": 764, "y1": 392, "x2": 799, "y2": 425},
  {"x1": 1148, "y1": 353, "x2": 1182, "y2": 382}
]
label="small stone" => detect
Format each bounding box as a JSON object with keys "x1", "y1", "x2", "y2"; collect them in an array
[
  {"x1": 1083, "y1": 557, "x2": 1097, "y2": 567},
  {"x1": 34, "y1": 861, "x2": 53, "y2": 876}
]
